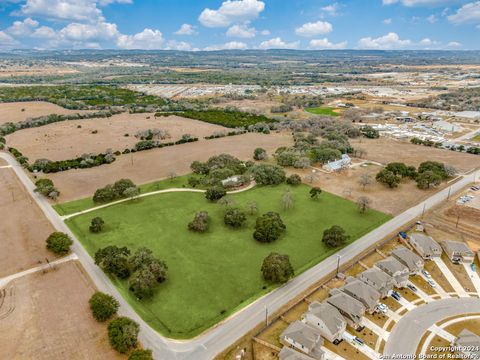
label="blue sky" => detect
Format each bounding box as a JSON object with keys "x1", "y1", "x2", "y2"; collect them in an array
[{"x1": 0, "y1": 0, "x2": 479, "y2": 50}]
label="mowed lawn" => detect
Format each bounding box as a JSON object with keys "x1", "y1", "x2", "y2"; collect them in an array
[
  {"x1": 305, "y1": 107, "x2": 340, "y2": 116},
  {"x1": 66, "y1": 184, "x2": 391, "y2": 339}
]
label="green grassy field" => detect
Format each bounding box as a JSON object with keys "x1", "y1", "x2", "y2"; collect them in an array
[
  {"x1": 305, "y1": 107, "x2": 340, "y2": 116},
  {"x1": 65, "y1": 184, "x2": 391, "y2": 339}
]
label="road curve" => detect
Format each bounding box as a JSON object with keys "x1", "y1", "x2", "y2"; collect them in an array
[
  {"x1": 0, "y1": 151, "x2": 478, "y2": 360},
  {"x1": 384, "y1": 297, "x2": 480, "y2": 356}
]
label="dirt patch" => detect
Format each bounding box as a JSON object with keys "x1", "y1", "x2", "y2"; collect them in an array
[
  {"x1": 0, "y1": 261, "x2": 122, "y2": 360},
  {"x1": 6, "y1": 113, "x2": 231, "y2": 161},
  {"x1": 0, "y1": 167, "x2": 56, "y2": 277},
  {"x1": 0, "y1": 101, "x2": 92, "y2": 125},
  {"x1": 350, "y1": 137, "x2": 480, "y2": 173},
  {"x1": 45, "y1": 132, "x2": 292, "y2": 201},
  {"x1": 293, "y1": 163, "x2": 447, "y2": 216}
]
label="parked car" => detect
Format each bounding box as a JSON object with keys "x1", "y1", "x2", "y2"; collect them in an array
[
  {"x1": 392, "y1": 290, "x2": 401, "y2": 298},
  {"x1": 354, "y1": 337, "x2": 365, "y2": 346},
  {"x1": 391, "y1": 292, "x2": 401, "y2": 301},
  {"x1": 427, "y1": 279, "x2": 436, "y2": 288},
  {"x1": 422, "y1": 270, "x2": 431, "y2": 279},
  {"x1": 407, "y1": 284, "x2": 418, "y2": 292}
]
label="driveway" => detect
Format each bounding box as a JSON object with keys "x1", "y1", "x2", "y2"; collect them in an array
[{"x1": 384, "y1": 297, "x2": 480, "y2": 356}]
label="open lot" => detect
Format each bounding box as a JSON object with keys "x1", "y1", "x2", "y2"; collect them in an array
[
  {"x1": 65, "y1": 183, "x2": 391, "y2": 338},
  {"x1": 0, "y1": 261, "x2": 122, "y2": 360},
  {"x1": 6, "y1": 113, "x2": 230, "y2": 161},
  {"x1": 0, "y1": 167, "x2": 56, "y2": 277},
  {"x1": 46, "y1": 132, "x2": 292, "y2": 201},
  {"x1": 0, "y1": 101, "x2": 92, "y2": 125},
  {"x1": 350, "y1": 137, "x2": 480, "y2": 173}
]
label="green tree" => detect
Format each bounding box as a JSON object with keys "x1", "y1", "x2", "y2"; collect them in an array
[
  {"x1": 188, "y1": 211, "x2": 209, "y2": 233},
  {"x1": 286, "y1": 174, "x2": 302, "y2": 186},
  {"x1": 416, "y1": 170, "x2": 443, "y2": 189},
  {"x1": 93, "y1": 184, "x2": 116, "y2": 203},
  {"x1": 310, "y1": 147, "x2": 341, "y2": 164},
  {"x1": 190, "y1": 160, "x2": 209, "y2": 175},
  {"x1": 129, "y1": 267, "x2": 157, "y2": 298},
  {"x1": 89, "y1": 217, "x2": 105, "y2": 233},
  {"x1": 124, "y1": 186, "x2": 140, "y2": 200},
  {"x1": 46, "y1": 232, "x2": 73, "y2": 255},
  {"x1": 253, "y1": 212, "x2": 286, "y2": 243},
  {"x1": 253, "y1": 148, "x2": 267, "y2": 161},
  {"x1": 322, "y1": 225, "x2": 349, "y2": 248},
  {"x1": 224, "y1": 208, "x2": 247, "y2": 228},
  {"x1": 205, "y1": 186, "x2": 227, "y2": 202},
  {"x1": 129, "y1": 349, "x2": 153, "y2": 360},
  {"x1": 418, "y1": 161, "x2": 448, "y2": 179},
  {"x1": 129, "y1": 247, "x2": 167, "y2": 283},
  {"x1": 361, "y1": 125, "x2": 380, "y2": 139},
  {"x1": 261, "y1": 253, "x2": 294, "y2": 283},
  {"x1": 310, "y1": 187, "x2": 322, "y2": 200},
  {"x1": 34, "y1": 178, "x2": 60, "y2": 200},
  {"x1": 376, "y1": 169, "x2": 401, "y2": 188},
  {"x1": 108, "y1": 317, "x2": 139, "y2": 353},
  {"x1": 250, "y1": 164, "x2": 286, "y2": 185},
  {"x1": 94, "y1": 246, "x2": 131, "y2": 279},
  {"x1": 89, "y1": 291, "x2": 119, "y2": 322},
  {"x1": 113, "y1": 179, "x2": 136, "y2": 197}
]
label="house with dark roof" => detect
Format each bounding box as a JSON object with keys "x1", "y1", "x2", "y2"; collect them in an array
[
  {"x1": 375, "y1": 256, "x2": 409, "y2": 288},
  {"x1": 339, "y1": 277, "x2": 381, "y2": 313},
  {"x1": 392, "y1": 246, "x2": 425, "y2": 275},
  {"x1": 302, "y1": 301, "x2": 346, "y2": 343},
  {"x1": 326, "y1": 291, "x2": 365, "y2": 328}
]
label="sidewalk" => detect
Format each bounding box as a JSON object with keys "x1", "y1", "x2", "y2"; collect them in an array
[{"x1": 433, "y1": 258, "x2": 469, "y2": 297}]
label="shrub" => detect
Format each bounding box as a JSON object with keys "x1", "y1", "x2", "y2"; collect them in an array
[
  {"x1": 89, "y1": 292, "x2": 119, "y2": 322},
  {"x1": 94, "y1": 246, "x2": 131, "y2": 279},
  {"x1": 253, "y1": 212, "x2": 286, "y2": 243},
  {"x1": 34, "y1": 178, "x2": 60, "y2": 200},
  {"x1": 108, "y1": 317, "x2": 139, "y2": 353},
  {"x1": 129, "y1": 349, "x2": 153, "y2": 360},
  {"x1": 205, "y1": 186, "x2": 227, "y2": 202},
  {"x1": 89, "y1": 217, "x2": 105, "y2": 233},
  {"x1": 46, "y1": 232, "x2": 73, "y2": 255},
  {"x1": 253, "y1": 147, "x2": 267, "y2": 160},
  {"x1": 286, "y1": 174, "x2": 302, "y2": 186},
  {"x1": 224, "y1": 208, "x2": 247, "y2": 228},
  {"x1": 261, "y1": 253, "x2": 294, "y2": 283},
  {"x1": 188, "y1": 211, "x2": 209, "y2": 233}
]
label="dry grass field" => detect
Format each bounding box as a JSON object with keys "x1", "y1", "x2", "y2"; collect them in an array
[
  {"x1": 350, "y1": 137, "x2": 480, "y2": 173},
  {"x1": 0, "y1": 167, "x2": 56, "y2": 277},
  {"x1": 0, "y1": 261, "x2": 123, "y2": 360},
  {"x1": 6, "y1": 113, "x2": 231, "y2": 161},
  {"x1": 0, "y1": 101, "x2": 93, "y2": 124},
  {"x1": 46, "y1": 132, "x2": 292, "y2": 201}
]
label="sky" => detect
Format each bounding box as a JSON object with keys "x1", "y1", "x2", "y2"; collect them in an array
[{"x1": 0, "y1": 0, "x2": 479, "y2": 51}]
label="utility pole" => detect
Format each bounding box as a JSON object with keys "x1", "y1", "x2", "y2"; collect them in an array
[
  {"x1": 336, "y1": 254, "x2": 341, "y2": 277},
  {"x1": 456, "y1": 213, "x2": 460, "y2": 228},
  {"x1": 421, "y1": 203, "x2": 426, "y2": 218},
  {"x1": 265, "y1": 306, "x2": 268, "y2": 327},
  {"x1": 447, "y1": 187, "x2": 451, "y2": 200}
]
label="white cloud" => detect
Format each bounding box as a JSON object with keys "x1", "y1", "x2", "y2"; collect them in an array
[
  {"x1": 259, "y1": 29, "x2": 270, "y2": 35},
  {"x1": 0, "y1": 31, "x2": 19, "y2": 49},
  {"x1": 426, "y1": 14, "x2": 438, "y2": 23},
  {"x1": 32, "y1": 26, "x2": 56, "y2": 39},
  {"x1": 447, "y1": 41, "x2": 462, "y2": 47},
  {"x1": 321, "y1": 3, "x2": 339, "y2": 16},
  {"x1": 358, "y1": 32, "x2": 412, "y2": 49},
  {"x1": 175, "y1": 23, "x2": 196, "y2": 36},
  {"x1": 59, "y1": 21, "x2": 119, "y2": 42},
  {"x1": 226, "y1": 24, "x2": 256, "y2": 38},
  {"x1": 309, "y1": 38, "x2": 347, "y2": 49},
  {"x1": 204, "y1": 41, "x2": 248, "y2": 50},
  {"x1": 448, "y1": 1, "x2": 480, "y2": 24},
  {"x1": 6, "y1": 18, "x2": 39, "y2": 37},
  {"x1": 383, "y1": 18, "x2": 393, "y2": 24},
  {"x1": 117, "y1": 28, "x2": 164, "y2": 49},
  {"x1": 295, "y1": 21, "x2": 333, "y2": 37},
  {"x1": 383, "y1": 0, "x2": 454, "y2": 6},
  {"x1": 165, "y1": 40, "x2": 193, "y2": 51},
  {"x1": 199, "y1": 0, "x2": 265, "y2": 28},
  {"x1": 259, "y1": 37, "x2": 299, "y2": 49},
  {"x1": 19, "y1": 0, "x2": 103, "y2": 22}
]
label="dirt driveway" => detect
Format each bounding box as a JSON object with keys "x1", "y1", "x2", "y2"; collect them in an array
[
  {"x1": 46, "y1": 132, "x2": 292, "y2": 201},
  {"x1": 6, "y1": 113, "x2": 231, "y2": 161},
  {"x1": 0, "y1": 261, "x2": 122, "y2": 360}
]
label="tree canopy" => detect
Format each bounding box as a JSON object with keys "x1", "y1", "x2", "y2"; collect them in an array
[
  {"x1": 261, "y1": 252, "x2": 294, "y2": 283},
  {"x1": 322, "y1": 225, "x2": 349, "y2": 248},
  {"x1": 253, "y1": 212, "x2": 286, "y2": 243}
]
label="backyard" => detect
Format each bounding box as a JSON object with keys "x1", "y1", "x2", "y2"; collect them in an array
[{"x1": 64, "y1": 183, "x2": 391, "y2": 339}]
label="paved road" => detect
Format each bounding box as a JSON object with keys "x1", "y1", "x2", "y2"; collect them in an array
[
  {"x1": 384, "y1": 297, "x2": 480, "y2": 356},
  {"x1": 1, "y1": 151, "x2": 478, "y2": 360}
]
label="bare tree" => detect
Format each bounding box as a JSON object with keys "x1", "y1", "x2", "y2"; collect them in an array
[
  {"x1": 358, "y1": 173, "x2": 373, "y2": 191},
  {"x1": 357, "y1": 196, "x2": 371, "y2": 214},
  {"x1": 304, "y1": 171, "x2": 319, "y2": 184},
  {"x1": 218, "y1": 196, "x2": 236, "y2": 208},
  {"x1": 281, "y1": 189, "x2": 295, "y2": 211},
  {"x1": 168, "y1": 172, "x2": 177, "y2": 182},
  {"x1": 247, "y1": 201, "x2": 258, "y2": 215}
]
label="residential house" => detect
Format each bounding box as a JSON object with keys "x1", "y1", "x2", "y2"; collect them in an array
[
  {"x1": 326, "y1": 291, "x2": 365, "y2": 328},
  {"x1": 375, "y1": 256, "x2": 409, "y2": 288},
  {"x1": 279, "y1": 347, "x2": 318, "y2": 360},
  {"x1": 408, "y1": 233, "x2": 442, "y2": 260},
  {"x1": 441, "y1": 240, "x2": 475, "y2": 263},
  {"x1": 322, "y1": 154, "x2": 351, "y2": 172},
  {"x1": 453, "y1": 329, "x2": 480, "y2": 359},
  {"x1": 280, "y1": 321, "x2": 325, "y2": 360},
  {"x1": 339, "y1": 277, "x2": 381, "y2": 313},
  {"x1": 392, "y1": 246, "x2": 424, "y2": 275},
  {"x1": 359, "y1": 267, "x2": 394, "y2": 298},
  {"x1": 302, "y1": 301, "x2": 346, "y2": 343}
]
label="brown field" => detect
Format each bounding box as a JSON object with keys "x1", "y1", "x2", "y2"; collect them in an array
[
  {"x1": 46, "y1": 132, "x2": 292, "y2": 201},
  {"x1": 0, "y1": 101, "x2": 92, "y2": 125},
  {"x1": 292, "y1": 163, "x2": 447, "y2": 215},
  {"x1": 350, "y1": 137, "x2": 480, "y2": 173},
  {"x1": 6, "y1": 113, "x2": 230, "y2": 161},
  {"x1": 0, "y1": 167, "x2": 56, "y2": 277},
  {"x1": 0, "y1": 261, "x2": 123, "y2": 360}
]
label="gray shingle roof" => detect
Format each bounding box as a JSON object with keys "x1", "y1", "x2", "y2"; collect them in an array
[
  {"x1": 326, "y1": 292, "x2": 365, "y2": 318},
  {"x1": 281, "y1": 321, "x2": 322, "y2": 351},
  {"x1": 307, "y1": 301, "x2": 346, "y2": 335}
]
